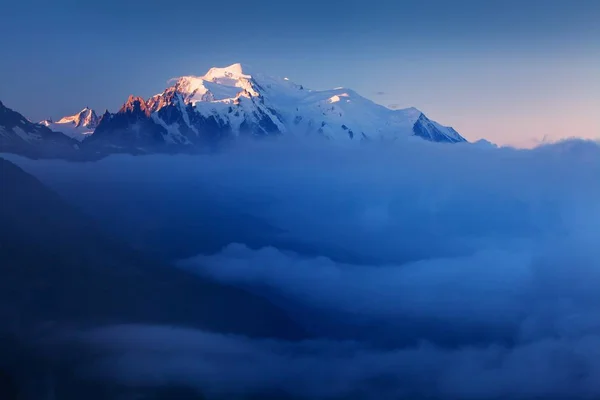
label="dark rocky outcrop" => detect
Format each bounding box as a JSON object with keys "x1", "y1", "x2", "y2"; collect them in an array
[{"x1": 86, "y1": 95, "x2": 169, "y2": 150}]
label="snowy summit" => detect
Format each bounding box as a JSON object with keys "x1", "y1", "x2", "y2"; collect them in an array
[
  {"x1": 4, "y1": 63, "x2": 467, "y2": 154},
  {"x1": 88, "y1": 63, "x2": 466, "y2": 149},
  {"x1": 41, "y1": 107, "x2": 99, "y2": 141}
]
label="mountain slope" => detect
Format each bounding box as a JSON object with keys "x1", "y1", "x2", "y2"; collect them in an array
[
  {"x1": 88, "y1": 63, "x2": 466, "y2": 151},
  {"x1": 0, "y1": 101, "x2": 78, "y2": 157},
  {"x1": 0, "y1": 157, "x2": 305, "y2": 340},
  {"x1": 40, "y1": 107, "x2": 99, "y2": 141}
]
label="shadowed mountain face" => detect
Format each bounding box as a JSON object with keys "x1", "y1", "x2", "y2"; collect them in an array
[
  {"x1": 86, "y1": 96, "x2": 170, "y2": 150},
  {"x1": 1, "y1": 106, "x2": 334, "y2": 398},
  {"x1": 0, "y1": 157, "x2": 304, "y2": 339},
  {"x1": 0, "y1": 101, "x2": 79, "y2": 158},
  {"x1": 0, "y1": 157, "x2": 306, "y2": 397}
]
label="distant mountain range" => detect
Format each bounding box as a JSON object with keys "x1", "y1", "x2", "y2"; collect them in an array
[
  {"x1": 1, "y1": 63, "x2": 467, "y2": 158},
  {"x1": 0, "y1": 100, "x2": 79, "y2": 158},
  {"x1": 40, "y1": 106, "x2": 99, "y2": 141}
]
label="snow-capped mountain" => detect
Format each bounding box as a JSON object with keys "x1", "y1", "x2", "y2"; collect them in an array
[
  {"x1": 0, "y1": 101, "x2": 78, "y2": 156},
  {"x1": 1, "y1": 63, "x2": 467, "y2": 158},
  {"x1": 41, "y1": 107, "x2": 99, "y2": 141},
  {"x1": 90, "y1": 63, "x2": 465, "y2": 150}
]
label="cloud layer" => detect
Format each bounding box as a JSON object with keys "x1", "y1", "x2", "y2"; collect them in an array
[
  {"x1": 5, "y1": 137, "x2": 600, "y2": 398},
  {"x1": 68, "y1": 323, "x2": 600, "y2": 400}
]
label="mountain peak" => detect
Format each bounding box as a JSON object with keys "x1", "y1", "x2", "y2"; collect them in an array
[
  {"x1": 54, "y1": 107, "x2": 99, "y2": 129},
  {"x1": 119, "y1": 95, "x2": 151, "y2": 116},
  {"x1": 0, "y1": 101, "x2": 77, "y2": 151},
  {"x1": 36, "y1": 107, "x2": 99, "y2": 142},
  {"x1": 203, "y1": 63, "x2": 252, "y2": 81},
  {"x1": 165, "y1": 63, "x2": 259, "y2": 105},
  {"x1": 125, "y1": 94, "x2": 145, "y2": 104}
]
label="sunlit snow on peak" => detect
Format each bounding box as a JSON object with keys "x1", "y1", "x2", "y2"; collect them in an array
[
  {"x1": 167, "y1": 63, "x2": 260, "y2": 105},
  {"x1": 203, "y1": 62, "x2": 253, "y2": 81},
  {"x1": 40, "y1": 107, "x2": 99, "y2": 141},
  {"x1": 328, "y1": 93, "x2": 351, "y2": 103}
]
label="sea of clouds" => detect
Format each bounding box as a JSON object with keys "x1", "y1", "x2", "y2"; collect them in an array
[{"x1": 5, "y1": 137, "x2": 600, "y2": 398}]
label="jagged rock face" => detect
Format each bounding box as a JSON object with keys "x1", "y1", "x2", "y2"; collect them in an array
[
  {"x1": 58, "y1": 107, "x2": 99, "y2": 129},
  {"x1": 147, "y1": 87, "x2": 180, "y2": 113},
  {"x1": 80, "y1": 108, "x2": 99, "y2": 128},
  {"x1": 119, "y1": 95, "x2": 151, "y2": 117},
  {"x1": 147, "y1": 70, "x2": 285, "y2": 141},
  {"x1": 147, "y1": 88, "x2": 228, "y2": 145},
  {"x1": 87, "y1": 96, "x2": 169, "y2": 150}
]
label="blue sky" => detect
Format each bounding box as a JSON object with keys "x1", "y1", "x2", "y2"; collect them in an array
[{"x1": 1, "y1": 0, "x2": 598, "y2": 146}]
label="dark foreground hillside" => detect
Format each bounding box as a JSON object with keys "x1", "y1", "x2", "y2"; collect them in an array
[{"x1": 0, "y1": 157, "x2": 305, "y2": 398}]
